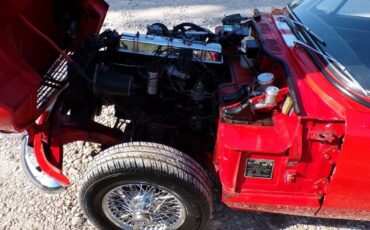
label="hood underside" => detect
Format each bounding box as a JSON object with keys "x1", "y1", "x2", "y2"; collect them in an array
[{"x1": 0, "y1": 0, "x2": 108, "y2": 132}]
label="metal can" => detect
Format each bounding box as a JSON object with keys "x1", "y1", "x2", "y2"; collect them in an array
[
  {"x1": 147, "y1": 72, "x2": 159, "y2": 95},
  {"x1": 265, "y1": 86, "x2": 280, "y2": 105}
]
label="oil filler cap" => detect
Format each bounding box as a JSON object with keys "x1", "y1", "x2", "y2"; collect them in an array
[
  {"x1": 257, "y1": 73, "x2": 274, "y2": 85},
  {"x1": 257, "y1": 73, "x2": 275, "y2": 90}
]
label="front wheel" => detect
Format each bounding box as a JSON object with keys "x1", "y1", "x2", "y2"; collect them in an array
[{"x1": 80, "y1": 142, "x2": 212, "y2": 230}]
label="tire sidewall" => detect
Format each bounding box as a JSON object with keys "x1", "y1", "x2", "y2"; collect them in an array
[{"x1": 82, "y1": 172, "x2": 209, "y2": 230}]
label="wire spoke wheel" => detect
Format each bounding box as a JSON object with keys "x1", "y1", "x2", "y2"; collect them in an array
[
  {"x1": 80, "y1": 142, "x2": 212, "y2": 230},
  {"x1": 102, "y1": 183, "x2": 186, "y2": 230}
]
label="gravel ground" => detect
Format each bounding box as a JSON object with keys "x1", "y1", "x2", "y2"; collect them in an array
[{"x1": 1, "y1": 0, "x2": 370, "y2": 229}]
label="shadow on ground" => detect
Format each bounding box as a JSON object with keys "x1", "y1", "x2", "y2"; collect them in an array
[
  {"x1": 103, "y1": 0, "x2": 292, "y2": 32},
  {"x1": 107, "y1": 0, "x2": 290, "y2": 12},
  {"x1": 209, "y1": 200, "x2": 370, "y2": 230}
]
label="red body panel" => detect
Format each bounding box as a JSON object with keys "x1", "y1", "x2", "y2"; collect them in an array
[
  {"x1": 214, "y1": 12, "x2": 370, "y2": 220},
  {"x1": 318, "y1": 111, "x2": 370, "y2": 220}
]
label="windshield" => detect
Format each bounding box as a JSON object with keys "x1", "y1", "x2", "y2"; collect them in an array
[{"x1": 290, "y1": 0, "x2": 370, "y2": 93}]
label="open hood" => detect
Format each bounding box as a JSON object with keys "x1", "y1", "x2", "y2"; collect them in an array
[{"x1": 0, "y1": 0, "x2": 108, "y2": 132}]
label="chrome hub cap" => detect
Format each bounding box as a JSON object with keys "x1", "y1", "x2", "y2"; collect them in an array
[{"x1": 102, "y1": 183, "x2": 186, "y2": 230}]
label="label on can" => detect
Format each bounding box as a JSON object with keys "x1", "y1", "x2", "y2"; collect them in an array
[{"x1": 245, "y1": 159, "x2": 274, "y2": 179}]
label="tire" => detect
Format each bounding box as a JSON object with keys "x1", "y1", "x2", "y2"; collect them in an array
[{"x1": 80, "y1": 142, "x2": 212, "y2": 230}]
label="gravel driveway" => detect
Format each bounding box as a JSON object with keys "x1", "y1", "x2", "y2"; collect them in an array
[{"x1": 1, "y1": 0, "x2": 370, "y2": 229}]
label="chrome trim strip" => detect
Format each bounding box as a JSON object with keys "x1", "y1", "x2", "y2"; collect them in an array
[{"x1": 20, "y1": 134, "x2": 64, "y2": 193}]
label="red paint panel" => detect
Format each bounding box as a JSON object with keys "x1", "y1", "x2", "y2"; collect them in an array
[
  {"x1": 0, "y1": 22, "x2": 41, "y2": 131},
  {"x1": 319, "y1": 111, "x2": 370, "y2": 220},
  {"x1": 0, "y1": 0, "x2": 108, "y2": 132},
  {"x1": 33, "y1": 133, "x2": 70, "y2": 187},
  {"x1": 214, "y1": 13, "x2": 347, "y2": 217}
]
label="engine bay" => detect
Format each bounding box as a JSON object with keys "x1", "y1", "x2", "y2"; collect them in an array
[{"x1": 65, "y1": 13, "x2": 291, "y2": 155}]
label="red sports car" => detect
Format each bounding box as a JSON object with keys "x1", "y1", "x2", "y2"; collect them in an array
[{"x1": 0, "y1": 0, "x2": 369, "y2": 229}]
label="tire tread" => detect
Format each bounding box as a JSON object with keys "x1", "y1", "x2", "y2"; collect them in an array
[{"x1": 80, "y1": 142, "x2": 213, "y2": 229}]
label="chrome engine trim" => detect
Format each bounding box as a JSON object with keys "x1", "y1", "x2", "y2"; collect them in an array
[{"x1": 119, "y1": 32, "x2": 223, "y2": 64}]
